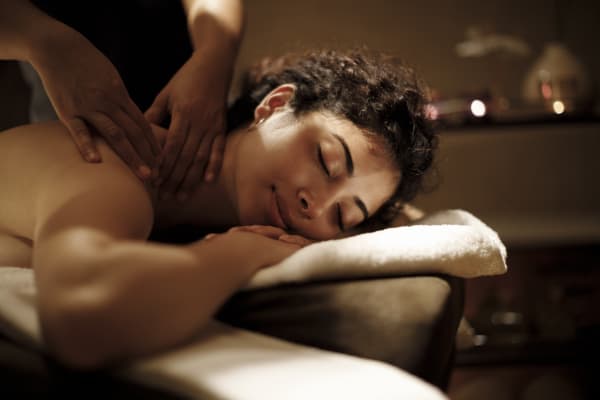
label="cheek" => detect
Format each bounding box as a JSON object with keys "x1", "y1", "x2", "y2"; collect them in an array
[{"x1": 275, "y1": 142, "x2": 320, "y2": 188}]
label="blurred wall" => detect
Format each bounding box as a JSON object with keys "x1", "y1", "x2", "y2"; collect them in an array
[
  {"x1": 413, "y1": 124, "x2": 600, "y2": 246},
  {"x1": 233, "y1": 0, "x2": 599, "y2": 102}
]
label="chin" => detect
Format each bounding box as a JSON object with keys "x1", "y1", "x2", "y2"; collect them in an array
[{"x1": 236, "y1": 191, "x2": 269, "y2": 227}]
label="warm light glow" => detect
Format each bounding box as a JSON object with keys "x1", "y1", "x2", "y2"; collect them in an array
[
  {"x1": 425, "y1": 104, "x2": 439, "y2": 120},
  {"x1": 552, "y1": 100, "x2": 565, "y2": 114},
  {"x1": 541, "y1": 82, "x2": 553, "y2": 99},
  {"x1": 470, "y1": 99, "x2": 486, "y2": 117}
]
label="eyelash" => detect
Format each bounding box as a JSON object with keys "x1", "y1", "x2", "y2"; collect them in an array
[
  {"x1": 318, "y1": 145, "x2": 344, "y2": 232},
  {"x1": 317, "y1": 145, "x2": 330, "y2": 177},
  {"x1": 337, "y1": 203, "x2": 345, "y2": 232}
]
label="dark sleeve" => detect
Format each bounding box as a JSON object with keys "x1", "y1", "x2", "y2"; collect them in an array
[{"x1": 31, "y1": 0, "x2": 192, "y2": 110}]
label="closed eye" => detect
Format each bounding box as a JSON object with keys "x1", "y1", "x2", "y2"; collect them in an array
[
  {"x1": 336, "y1": 203, "x2": 345, "y2": 232},
  {"x1": 317, "y1": 145, "x2": 330, "y2": 177}
]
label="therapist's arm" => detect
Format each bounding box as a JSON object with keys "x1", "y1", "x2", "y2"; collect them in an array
[
  {"x1": 0, "y1": 0, "x2": 160, "y2": 179},
  {"x1": 146, "y1": 0, "x2": 244, "y2": 198}
]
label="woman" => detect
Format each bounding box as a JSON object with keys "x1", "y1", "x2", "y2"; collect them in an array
[{"x1": 0, "y1": 50, "x2": 436, "y2": 368}]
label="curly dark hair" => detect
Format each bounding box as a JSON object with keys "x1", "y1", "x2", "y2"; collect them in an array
[{"x1": 227, "y1": 49, "x2": 437, "y2": 227}]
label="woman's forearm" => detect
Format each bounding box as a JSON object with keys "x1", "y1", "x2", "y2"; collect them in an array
[{"x1": 35, "y1": 228, "x2": 270, "y2": 369}]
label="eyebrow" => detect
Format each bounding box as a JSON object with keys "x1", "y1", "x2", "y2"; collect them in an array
[{"x1": 332, "y1": 132, "x2": 369, "y2": 222}]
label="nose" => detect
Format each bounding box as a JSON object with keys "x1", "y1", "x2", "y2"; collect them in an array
[{"x1": 297, "y1": 188, "x2": 328, "y2": 219}]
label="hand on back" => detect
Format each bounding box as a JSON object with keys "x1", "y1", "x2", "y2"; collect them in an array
[
  {"x1": 33, "y1": 25, "x2": 161, "y2": 181},
  {"x1": 146, "y1": 52, "x2": 229, "y2": 200}
]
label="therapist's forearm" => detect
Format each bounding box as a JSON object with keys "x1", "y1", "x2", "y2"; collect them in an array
[
  {"x1": 0, "y1": 0, "x2": 58, "y2": 61},
  {"x1": 0, "y1": 0, "x2": 86, "y2": 75},
  {"x1": 181, "y1": 0, "x2": 244, "y2": 84},
  {"x1": 182, "y1": 0, "x2": 244, "y2": 51}
]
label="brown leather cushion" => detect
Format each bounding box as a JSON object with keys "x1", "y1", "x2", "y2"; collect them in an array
[{"x1": 218, "y1": 275, "x2": 464, "y2": 389}]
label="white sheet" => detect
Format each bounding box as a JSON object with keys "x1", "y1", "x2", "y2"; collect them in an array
[{"x1": 0, "y1": 267, "x2": 446, "y2": 399}]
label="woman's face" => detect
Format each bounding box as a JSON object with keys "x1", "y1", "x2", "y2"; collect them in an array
[{"x1": 234, "y1": 108, "x2": 400, "y2": 240}]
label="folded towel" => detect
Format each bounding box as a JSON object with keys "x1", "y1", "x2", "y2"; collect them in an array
[
  {"x1": 246, "y1": 209, "x2": 507, "y2": 289},
  {"x1": 0, "y1": 267, "x2": 446, "y2": 399}
]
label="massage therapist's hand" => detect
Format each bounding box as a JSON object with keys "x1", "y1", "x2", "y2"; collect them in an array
[
  {"x1": 145, "y1": 51, "x2": 229, "y2": 200},
  {"x1": 31, "y1": 24, "x2": 161, "y2": 181}
]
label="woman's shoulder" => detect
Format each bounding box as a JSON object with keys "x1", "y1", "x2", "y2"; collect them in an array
[
  {"x1": 0, "y1": 121, "x2": 155, "y2": 241},
  {"x1": 0, "y1": 121, "x2": 89, "y2": 163}
]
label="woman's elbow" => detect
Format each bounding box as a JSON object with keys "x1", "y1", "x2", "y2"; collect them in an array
[{"x1": 39, "y1": 286, "x2": 116, "y2": 370}]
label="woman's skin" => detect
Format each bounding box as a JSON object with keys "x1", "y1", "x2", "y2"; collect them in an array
[{"x1": 0, "y1": 84, "x2": 399, "y2": 368}]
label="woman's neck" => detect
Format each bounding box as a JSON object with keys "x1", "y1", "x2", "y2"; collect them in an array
[{"x1": 153, "y1": 123, "x2": 248, "y2": 231}]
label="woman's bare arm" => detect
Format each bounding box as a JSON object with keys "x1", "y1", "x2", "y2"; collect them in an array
[{"x1": 33, "y1": 161, "x2": 295, "y2": 369}]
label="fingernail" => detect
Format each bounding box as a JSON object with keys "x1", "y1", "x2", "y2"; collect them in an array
[
  {"x1": 139, "y1": 165, "x2": 152, "y2": 179},
  {"x1": 86, "y1": 152, "x2": 101, "y2": 162},
  {"x1": 204, "y1": 172, "x2": 214, "y2": 182}
]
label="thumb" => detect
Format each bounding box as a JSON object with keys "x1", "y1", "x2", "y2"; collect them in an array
[{"x1": 145, "y1": 90, "x2": 169, "y2": 125}]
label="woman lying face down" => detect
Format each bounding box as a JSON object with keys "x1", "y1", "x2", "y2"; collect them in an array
[{"x1": 0, "y1": 50, "x2": 435, "y2": 368}]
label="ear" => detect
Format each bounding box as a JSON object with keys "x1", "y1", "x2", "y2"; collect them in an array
[{"x1": 253, "y1": 84, "x2": 297, "y2": 124}]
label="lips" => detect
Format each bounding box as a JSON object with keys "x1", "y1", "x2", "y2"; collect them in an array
[{"x1": 270, "y1": 187, "x2": 290, "y2": 230}]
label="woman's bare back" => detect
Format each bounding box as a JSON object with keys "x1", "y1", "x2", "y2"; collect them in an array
[{"x1": 0, "y1": 121, "x2": 148, "y2": 267}]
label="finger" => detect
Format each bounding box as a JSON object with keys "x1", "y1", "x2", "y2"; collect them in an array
[
  {"x1": 230, "y1": 225, "x2": 288, "y2": 239},
  {"x1": 122, "y1": 97, "x2": 162, "y2": 158},
  {"x1": 203, "y1": 132, "x2": 226, "y2": 182},
  {"x1": 111, "y1": 106, "x2": 158, "y2": 168},
  {"x1": 87, "y1": 112, "x2": 152, "y2": 180},
  {"x1": 175, "y1": 130, "x2": 215, "y2": 197},
  {"x1": 278, "y1": 234, "x2": 312, "y2": 247},
  {"x1": 157, "y1": 112, "x2": 190, "y2": 189},
  {"x1": 63, "y1": 117, "x2": 101, "y2": 162},
  {"x1": 227, "y1": 226, "x2": 255, "y2": 233},
  {"x1": 145, "y1": 91, "x2": 169, "y2": 126},
  {"x1": 150, "y1": 124, "x2": 168, "y2": 148}
]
